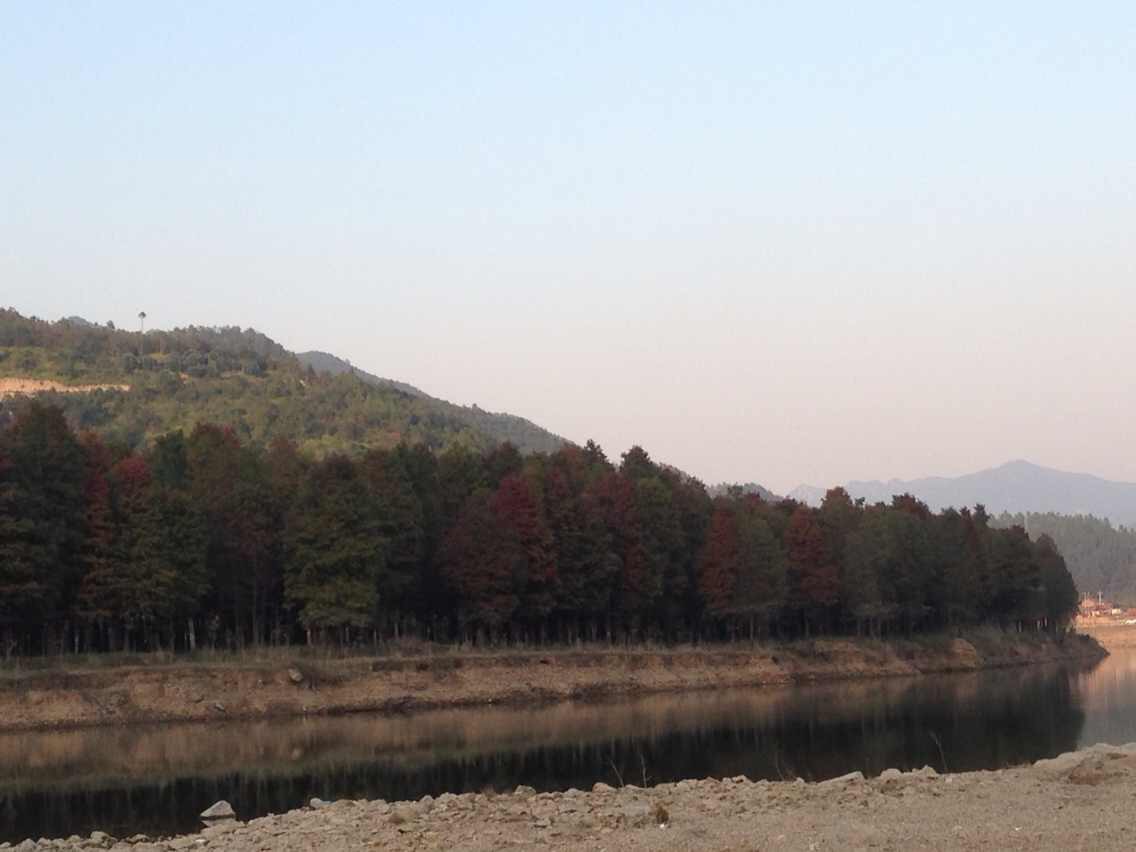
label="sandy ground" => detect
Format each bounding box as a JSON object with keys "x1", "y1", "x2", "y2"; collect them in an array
[
  {"x1": 1079, "y1": 620, "x2": 1136, "y2": 650},
  {"x1": 0, "y1": 378, "x2": 130, "y2": 398},
  {"x1": 8, "y1": 742, "x2": 1136, "y2": 852},
  {"x1": 0, "y1": 632, "x2": 1103, "y2": 732}
]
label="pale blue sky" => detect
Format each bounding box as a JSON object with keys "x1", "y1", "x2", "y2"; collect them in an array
[{"x1": 3, "y1": 2, "x2": 1134, "y2": 492}]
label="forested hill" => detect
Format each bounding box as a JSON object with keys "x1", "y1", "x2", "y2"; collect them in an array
[
  {"x1": 295, "y1": 350, "x2": 426, "y2": 397},
  {"x1": 295, "y1": 350, "x2": 564, "y2": 454},
  {"x1": 0, "y1": 309, "x2": 565, "y2": 456},
  {"x1": 791, "y1": 461, "x2": 1136, "y2": 527},
  {"x1": 994, "y1": 512, "x2": 1136, "y2": 607}
]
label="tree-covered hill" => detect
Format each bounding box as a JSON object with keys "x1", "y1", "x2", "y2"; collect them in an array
[
  {"x1": 294, "y1": 349, "x2": 564, "y2": 454},
  {"x1": 994, "y1": 512, "x2": 1136, "y2": 607},
  {"x1": 0, "y1": 309, "x2": 565, "y2": 456}
]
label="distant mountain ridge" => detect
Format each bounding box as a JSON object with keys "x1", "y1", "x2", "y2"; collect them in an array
[{"x1": 791, "y1": 460, "x2": 1136, "y2": 526}]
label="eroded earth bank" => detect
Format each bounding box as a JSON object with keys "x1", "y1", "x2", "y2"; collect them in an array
[{"x1": 0, "y1": 631, "x2": 1104, "y2": 732}]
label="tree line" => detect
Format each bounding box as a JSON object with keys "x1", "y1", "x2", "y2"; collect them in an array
[
  {"x1": 995, "y1": 511, "x2": 1136, "y2": 607},
  {"x1": 0, "y1": 402, "x2": 1079, "y2": 657}
]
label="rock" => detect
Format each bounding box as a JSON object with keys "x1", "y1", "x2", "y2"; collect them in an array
[
  {"x1": 287, "y1": 667, "x2": 304, "y2": 684},
  {"x1": 819, "y1": 771, "x2": 865, "y2": 789},
  {"x1": 916, "y1": 766, "x2": 940, "y2": 778},
  {"x1": 514, "y1": 785, "x2": 536, "y2": 798},
  {"x1": 13, "y1": 841, "x2": 36, "y2": 852},
  {"x1": 200, "y1": 800, "x2": 236, "y2": 820},
  {"x1": 592, "y1": 782, "x2": 615, "y2": 793},
  {"x1": 1034, "y1": 751, "x2": 1087, "y2": 775},
  {"x1": 211, "y1": 701, "x2": 226, "y2": 713},
  {"x1": 309, "y1": 797, "x2": 330, "y2": 809},
  {"x1": 879, "y1": 768, "x2": 903, "y2": 781}
]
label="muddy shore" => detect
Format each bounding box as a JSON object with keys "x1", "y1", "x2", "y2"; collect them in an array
[
  {"x1": 7, "y1": 741, "x2": 1136, "y2": 851},
  {"x1": 0, "y1": 631, "x2": 1104, "y2": 732}
]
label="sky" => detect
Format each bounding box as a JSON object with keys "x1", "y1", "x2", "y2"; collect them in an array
[{"x1": 2, "y1": 2, "x2": 1134, "y2": 494}]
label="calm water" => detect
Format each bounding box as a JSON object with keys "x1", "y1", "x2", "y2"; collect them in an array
[{"x1": 2, "y1": 650, "x2": 1134, "y2": 843}]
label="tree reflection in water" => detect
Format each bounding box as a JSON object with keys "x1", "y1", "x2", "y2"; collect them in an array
[{"x1": 0, "y1": 655, "x2": 1109, "y2": 843}]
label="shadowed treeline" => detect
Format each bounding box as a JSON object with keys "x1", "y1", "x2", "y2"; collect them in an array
[{"x1": 0, "y1": 400, "x2": 1079, "y2": 657}]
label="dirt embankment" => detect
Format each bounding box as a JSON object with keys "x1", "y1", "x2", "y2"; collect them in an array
[
  {"x1": 16, "y1": 742, "x2": 1136, "y2": 851},
  {"x1": 0, "y1": 378, "x2": 129, "y2": 398},
  {"x1": 0, "y1": 632, "x2": 1104, "y2": 733}
]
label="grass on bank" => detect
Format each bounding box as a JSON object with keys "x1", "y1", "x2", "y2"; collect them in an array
[{"x1": 0, "y1": 626, "x2": 1093, "y2": 680}]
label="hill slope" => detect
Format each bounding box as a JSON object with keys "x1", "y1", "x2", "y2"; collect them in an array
[
  {"x1": 993, "y1": 512, "x2": 1136, "y2": 606},
  {"x1": 295, "y1": 350, "x2": 564, "y2": 454},
  {"x1": 791, "y1": 460, "x2": 1136, "y2": 526},
  {"x1": 0, "y1": 308, "x2": 566, "y2": 456}
]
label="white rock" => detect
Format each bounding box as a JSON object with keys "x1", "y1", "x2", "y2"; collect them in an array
[
  {"x1": 819, "y1": 771, "x2": 865, "y2": 788},
  {"x1": 200, "y1": 800, "x2": 236, "y2": 820}
]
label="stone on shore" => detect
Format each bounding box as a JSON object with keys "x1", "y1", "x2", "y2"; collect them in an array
[{"x1": 200, "y1": 800, "x2": 236, "y2": 820}]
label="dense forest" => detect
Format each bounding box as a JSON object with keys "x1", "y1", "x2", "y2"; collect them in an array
[
  {"x1": 995, "y1": 512, "x2": 1136, "y2": 606},
  {"x1": 0, "y1": 401, "x2": 1079, "y2": 657},
  {"x1": 0, "y1": 309, "x2": 564, "y2": 456}
]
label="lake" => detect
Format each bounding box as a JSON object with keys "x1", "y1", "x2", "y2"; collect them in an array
[{"x1": 2, "y1": 649, "x2": 1132, "y2": 843}]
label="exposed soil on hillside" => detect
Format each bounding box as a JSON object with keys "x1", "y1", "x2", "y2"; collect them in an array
[
  {"x1": 13, "y1": 742, "x2": 1136, "y2": 851},
  {"x1": 0, "y1": 378, "x2": 129, "y2": 398},
  {"x1": 0, "y1": 631, "x2": 1104, "y2": 733}
]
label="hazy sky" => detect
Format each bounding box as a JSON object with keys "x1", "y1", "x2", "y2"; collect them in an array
[{"x1": 3, "y1": 3, "x2": 1134, "y2": 493}]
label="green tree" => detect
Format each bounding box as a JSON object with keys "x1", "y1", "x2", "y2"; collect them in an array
[
  {"x1": 284, "y1": 455, "x2": 385, "y2": 642},
  {"x1": 0, "y1": 402, "x2": 86, "y2": 654}
]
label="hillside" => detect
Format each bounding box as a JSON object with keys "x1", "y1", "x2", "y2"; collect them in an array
[
  {"x1": 0, "y1": 309, "x2": 565, "y2": 456},
  {"x1": 708, "y1": 481, "x2": 781, "y2": 502},
  {"x1": 994, "y1": 512, "x2": 1136, "y2": 607},
  {"x1": 295, "y1": 350, "x2": 564, "y2": 454},
  {"x1": 791, "y1": 460, "x2": 1136, "y2": 527},
  {"x1": 295, "y1": 350, "x2": 426, "y2": 397}
]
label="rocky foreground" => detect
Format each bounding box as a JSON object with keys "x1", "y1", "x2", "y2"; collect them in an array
[{"x1": 7, "y1": 743, "x2": 1136, "y2": 851}]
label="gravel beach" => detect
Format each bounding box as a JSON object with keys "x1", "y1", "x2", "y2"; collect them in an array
[{"x1": 7, "y1": 742, "x2": 1135, "y2": 852}]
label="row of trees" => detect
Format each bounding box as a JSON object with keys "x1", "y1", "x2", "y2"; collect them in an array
[
  {"x1": 994, "y1": 512, "x2": 1136, "y2": 607},
  {"x1": 0, "y1": 402, "x2": 1079, "y2": 656}
]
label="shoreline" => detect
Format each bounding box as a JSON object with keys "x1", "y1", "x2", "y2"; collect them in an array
[
  {"x1": 0, "y1": 630, "x2": 1105, "y2": 733},
  {"x1": 10, "y1": 742, "x2": 1136, "y2": 851}
]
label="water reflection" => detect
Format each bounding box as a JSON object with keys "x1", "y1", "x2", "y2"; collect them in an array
[{"x1": 1, "y1": 653, "x2": 1118, "y2": 843}]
